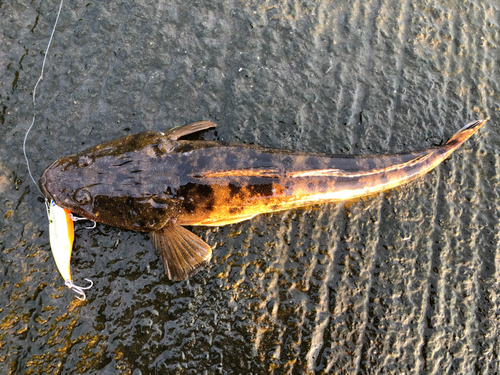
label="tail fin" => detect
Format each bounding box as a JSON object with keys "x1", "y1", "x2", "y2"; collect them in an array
[{"x1": 445, "y1": 119, "x2": 488, "y2": 148}]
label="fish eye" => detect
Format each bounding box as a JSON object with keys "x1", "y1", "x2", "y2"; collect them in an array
[
  {"x1": 77, "y1": 155, "x2": 93, "y2": 168},
  {"x1": 74, "y1": 188, "x2": 92, "y2": 205}
]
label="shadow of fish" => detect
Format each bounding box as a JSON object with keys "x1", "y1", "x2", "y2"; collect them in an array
[{"x1": 39, "y1": 119, "x2": 487, "y2": 280}]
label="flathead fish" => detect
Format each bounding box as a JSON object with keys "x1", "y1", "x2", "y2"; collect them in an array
[{"x1": 39, "y1": 119, "x2": 487, "y2": 280}]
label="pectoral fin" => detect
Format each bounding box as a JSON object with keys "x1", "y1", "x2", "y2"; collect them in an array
[
  {"x1": 151, "y1": 222, "x2": 212, "y2": 280},
  {"x1": 165, "y1": 121, "x2": 216, "y2": 141}
]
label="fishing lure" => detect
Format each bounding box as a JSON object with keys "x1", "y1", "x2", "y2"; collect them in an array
[{"x1": 48, "y1": 200, "x2": 93, "y2": 300}]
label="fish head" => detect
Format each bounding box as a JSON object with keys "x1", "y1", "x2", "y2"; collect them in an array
[
  {"x1": 39, "y1": 150, "x2": 100, "y2": 220},
  {"x1": 39, "y1": 131, "x2": 177, "y2": 231}
]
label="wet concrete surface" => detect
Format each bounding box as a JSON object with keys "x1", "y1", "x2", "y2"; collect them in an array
[{"x1": 1, "y1": 0, "x2": 499, "y2": 373}]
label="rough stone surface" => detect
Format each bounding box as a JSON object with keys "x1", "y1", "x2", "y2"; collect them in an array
[{"x1": 0, "y1": 0, "x2": 498, "y2": 373}]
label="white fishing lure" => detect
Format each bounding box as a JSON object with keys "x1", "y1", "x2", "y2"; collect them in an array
[
  {"x1": 49, "y1": 200, "x2": 74, "y2": 281},
  {"x1": 48, "y1": 200, "x2": 92, "y2": 300}
]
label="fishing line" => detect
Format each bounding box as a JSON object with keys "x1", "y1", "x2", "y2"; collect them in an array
[
  {"x1": 24, "y1": 0, "x2": 94, "y2": 300},
  {"x1": 23, "y1": 0, "x2": 64, "y2": 199}
]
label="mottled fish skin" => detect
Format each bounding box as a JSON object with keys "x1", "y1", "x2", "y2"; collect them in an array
[
  {"x1": 174, "y1": 142, "x2": 437, "y2": 226},
  {"x1": 39, "y1": 120, "x2": 486, "y2": 232}
]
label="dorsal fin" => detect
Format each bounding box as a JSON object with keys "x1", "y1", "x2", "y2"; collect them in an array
[{"x1": 164, "y1": 121, "x2": 216, "y2": 141}]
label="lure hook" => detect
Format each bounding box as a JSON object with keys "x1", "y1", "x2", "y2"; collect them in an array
[
  {"x1": 65, "y1": 278, "x2": 93, "y2": 301},
  {"x1": 86, "y1": 221, "x2": 97, "y2": 230},
  {"x1": 70, "y1": 214, "x2": 97, "y2": 229}
]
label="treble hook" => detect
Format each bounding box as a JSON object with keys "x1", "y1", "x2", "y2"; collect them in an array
[
  {"x1": 70, "y1": 214, "x2": 97, "y2": 229},
  {"x1": 65, "y1": 278, "x2": 93, "y2": 301}
]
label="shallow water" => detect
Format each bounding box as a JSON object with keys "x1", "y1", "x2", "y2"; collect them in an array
[{"x1": 1, "y1": 0, "x2": 499, "y2": 373}]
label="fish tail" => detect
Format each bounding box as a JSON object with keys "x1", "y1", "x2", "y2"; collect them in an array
[{"x1": 445, "y1": 119, "x2": 488, "y2": 149}]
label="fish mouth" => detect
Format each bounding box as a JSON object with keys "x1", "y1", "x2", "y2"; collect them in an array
[
  {"x1": 38, "y1": 162, "x2": 57, "y2": 202},
  {"x1": 38, "y1": 172, "x2": 52, "y2": 200}
]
